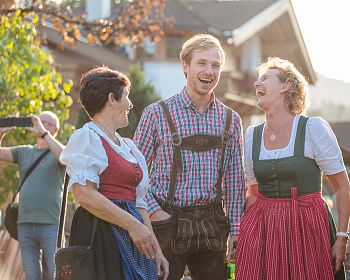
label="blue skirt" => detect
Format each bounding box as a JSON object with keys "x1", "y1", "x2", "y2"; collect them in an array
[{"x1": 111, "y1": 200, "x2": 158, "y2": 280}]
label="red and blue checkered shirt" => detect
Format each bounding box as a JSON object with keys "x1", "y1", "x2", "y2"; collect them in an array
[{"x1": 133, "y1": 88, "x2": 245, "y2": 234}]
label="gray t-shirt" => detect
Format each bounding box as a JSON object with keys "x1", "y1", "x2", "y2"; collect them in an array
[{"x1": 10, "y1": 145, "x2": 65, "y2": 224}]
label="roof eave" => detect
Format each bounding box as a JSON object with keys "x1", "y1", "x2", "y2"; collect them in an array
[
  {"x1": 231, "y1": 0, "x2": 289, "y2": 46},
  {"x1": 230, "y1": 0, "x2": 316, "y2": 84}
]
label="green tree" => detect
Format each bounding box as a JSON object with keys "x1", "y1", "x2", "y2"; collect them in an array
[
  {"x1": 75, "y1": 64, "x2": 160, "y2": 138},
  {"x1": 1, "y1": 0, "x2": 170, "y2": 48},
  {"x1": 118, "y1": 64, "x2": 161, "y2": 138},
  {"x1": 0, "y1": 13, "x2": 74, "y2": 205}
]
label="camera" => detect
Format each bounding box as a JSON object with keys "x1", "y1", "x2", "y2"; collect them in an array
[{"x1": 0, "y1": 117, "x2": 32, "y2": 127}]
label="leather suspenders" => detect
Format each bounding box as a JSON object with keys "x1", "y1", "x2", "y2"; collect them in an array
[{"x1": 158, "y1": 101, "x2": 232, "y2": 206}]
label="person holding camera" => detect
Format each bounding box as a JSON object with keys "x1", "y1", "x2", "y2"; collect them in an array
[{"x1": 0, "y1": 111, "x2": 65, "y2": 280}]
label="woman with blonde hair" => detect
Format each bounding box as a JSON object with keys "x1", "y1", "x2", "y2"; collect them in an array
[{"x1": 236, "y1": 57, "x2": 350, "y2": 280}]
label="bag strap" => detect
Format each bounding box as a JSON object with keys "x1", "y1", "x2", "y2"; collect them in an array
[
  {"x1": 56, "y1": 174, "x2": 98, "y2": 249},
  {"x1": 11, "y1": 149, "x2": 50, "y2": 203}
]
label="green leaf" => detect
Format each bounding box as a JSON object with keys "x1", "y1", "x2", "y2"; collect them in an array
[{"x1": 63, "y1": 80, "x2": 73, "y2": 93}]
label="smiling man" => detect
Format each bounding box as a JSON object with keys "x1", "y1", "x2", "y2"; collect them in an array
[{"x1": 134, "y1": 34, "x2": 245, "y2": 280}]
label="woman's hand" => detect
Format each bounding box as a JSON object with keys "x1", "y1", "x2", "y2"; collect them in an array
[
  {"x1": 128, "y1": 221, "x2": 158, "y2": 259},
  {"x1": 244, "y1": 184, "x2": 259, "y2": 212},
  {"x1": 155, "y1": 247, "x2": 169, "y2": 280},
  {"x1": 331, "y1": 237, "x2": 347, "y2": 273}
]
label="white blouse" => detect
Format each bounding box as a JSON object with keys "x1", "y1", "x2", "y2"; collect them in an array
[
  {"x1": 245, "y1": 115, "x2": 345, "y2": 185},
  {"x1": 60, "y1": 122, "x2": 149, "y2": 209}
]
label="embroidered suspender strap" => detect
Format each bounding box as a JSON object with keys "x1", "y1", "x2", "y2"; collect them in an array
[
  {"x1": 158, "y1": 101, "x2": 182, "y2": 205},
  {"x1": 159, "y1": 100, "x2": 232, "y2": 205},
  {"x1": 215, "y1": 108, "x2": 232, "y2": 203}
]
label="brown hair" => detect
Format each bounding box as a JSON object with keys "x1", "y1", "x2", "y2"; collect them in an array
[
  {"x1": 258, "y1": 57, "x2": 309, "y2": 114},
  {"x1": 79, "y1": 66, "x2": 131, "y2": 117}
]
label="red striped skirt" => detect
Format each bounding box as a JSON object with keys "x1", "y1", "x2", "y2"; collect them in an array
[{"x1": 236, "y1": 188, "x2": 334, "y2": 280}]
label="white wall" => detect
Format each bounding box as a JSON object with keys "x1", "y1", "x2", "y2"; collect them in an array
[
  {"x1": 240, "y1": 36, "x2": 261, "y2": 72},
  {"x1": 143, "y1": 61, "x2": 186, "y2": 99},
  {"x1": 86, "y1": 0, "x2": 111, "y2": 21}
]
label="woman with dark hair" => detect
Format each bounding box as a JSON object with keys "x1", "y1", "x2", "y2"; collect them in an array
[
  {"x1": 235, "y1": 57, "x2": 350, "y2": 280},
  {"x1": 60, "y1": 66, "x2": 169, "y2": 280}
]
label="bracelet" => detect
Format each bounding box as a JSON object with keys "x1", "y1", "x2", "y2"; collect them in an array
[
  {"x1": 40, "y1": 131, "x2": 49, "y2": 139},
  {"x1": 336, "y1": 231, "x2": 349, "y2": 239}
]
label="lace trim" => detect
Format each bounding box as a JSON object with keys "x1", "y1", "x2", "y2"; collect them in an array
[{"x1": 69, "y1": 171, "x2": 100, "y2": 186}]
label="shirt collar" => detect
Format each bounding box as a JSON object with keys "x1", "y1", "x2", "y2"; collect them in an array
[{"x1": 180, "y1": 87, "x2": 217, "y2": 110}]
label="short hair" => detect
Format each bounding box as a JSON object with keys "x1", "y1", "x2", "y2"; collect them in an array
[
  {"x1": 79, "y1": 66, "x2": 131, "y2": 117},
  {"x1": 180, "y1": 34, "x2": 225, "y2": 66},
  {"x1": 39, "y1": 111, "x2": 60, "y2": 130},
  {"x1": 258, "y1": 57, "x2": 309, "y2": 114}
]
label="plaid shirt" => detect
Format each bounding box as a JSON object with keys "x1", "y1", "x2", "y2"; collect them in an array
[{"x1": 134, "y1": 88, "x2": 245, "y2": 234}]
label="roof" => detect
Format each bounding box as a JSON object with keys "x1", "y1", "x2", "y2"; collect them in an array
[
  {"x1": 164, "y1": 0, "x2": 210, "y2": 31},
  {"x1": 180, "y1": 0, "x2": 279, "y2": 34}
]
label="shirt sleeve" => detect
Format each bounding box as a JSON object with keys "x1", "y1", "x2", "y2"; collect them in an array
[
  {"x1": 306, "y1": 117, "x2": 345, "y2": 175},
  {"x1": 244, "y1": 125, "x2": 257, "y2": 185},
  {"x1": 123, "y1": 138, "x2": 149, "y2": 210},
  {"x1": 60, "y1": 126, "x2": 108, "y2": 189},
  {"x1": 133, "y1": 103, "x2": 162, "y2": 214},
  {"x1": 9, "y1": 145, "x2": 22, "y2": 164},
  {"x1": 223, "y1": 112, "x2": 246, "y2": 235}
]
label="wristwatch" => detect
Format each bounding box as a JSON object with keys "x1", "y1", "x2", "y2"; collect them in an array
[
  {"x1": 40, "y1": 131, "x2": 49, "y2": 139},
  {"x1": 336, "y1": 231, "x2": 349, "y2": 239}
]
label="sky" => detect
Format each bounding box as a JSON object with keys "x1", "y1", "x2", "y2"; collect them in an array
[{"x1": 291, "y1": 0, "x2": 350, "y2": 83}]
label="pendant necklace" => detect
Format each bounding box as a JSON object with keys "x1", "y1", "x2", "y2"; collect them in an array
[
  {"x1": 266, "y1": 116, "x2": 291, "y2": 141},
  {"x1": 93, "y1": 120, "x2": 120, "y2": 146}
]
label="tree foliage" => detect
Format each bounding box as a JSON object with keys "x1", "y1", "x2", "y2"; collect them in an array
[
  {"x1": 119, "y1": 64, "x2": 161, "y2": 138},
  {"x1": 0, "y1": 0, "x2": 171, "y2": 48},
  {"x1": 0, "y1": 14, "x2": 74, "y2": 205}
]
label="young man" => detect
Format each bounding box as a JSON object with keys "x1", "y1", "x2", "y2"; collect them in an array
[
  {"x1": 0, "y1": 111, "x2": 65, "y2": 280},
  {"x1": 134, "y1": 34, "x2": 245, "y2": 280}
]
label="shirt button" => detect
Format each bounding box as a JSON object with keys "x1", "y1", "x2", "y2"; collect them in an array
[
  {"x1": 134, "y1": 164, "x2": 139, "y2": 169},
  {"x1": 133, "y1": 178, "x2": 138, "y2": 182},
  {"x1": 136, "y1": 171, "x2": 140, "y2": 175}
]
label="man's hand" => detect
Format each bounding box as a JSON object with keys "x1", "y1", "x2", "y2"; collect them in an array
[
  {"x1": 150, "y1": 210, "x2": 171, "y2": 222},
  {"x1": 155, "y1": 246, "x2": 169, "y2": 280},
  {"x1": 0, "y1": 126, "x2": 15, "y2": 137},
  {"x1": 226, "y1": 234, "x2": 238, "y2": 261},
  {"x1": 25, "y1": 115, "x2": 46, "y2": 137}
]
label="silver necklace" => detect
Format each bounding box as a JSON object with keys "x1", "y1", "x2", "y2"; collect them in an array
[
  {"x1": 265, "y1": 116, "x2": 291, "y2": 141},
  {"x1": 93, "y1": 120, "x2": 120, "y2": 145}
]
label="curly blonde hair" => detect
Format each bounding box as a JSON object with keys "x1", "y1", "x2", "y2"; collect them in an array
[{"x1": 258, "y1": 57, "x2": 309, "y2": 114}]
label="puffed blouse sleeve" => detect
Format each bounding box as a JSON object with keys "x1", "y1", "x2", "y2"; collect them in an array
[
  {"x1": 244, "y1": 125, "x2": 258, "y2": 186},
  {"x1": 123, "y1": 138, "x2": 149, "y2": 210},
  {"x1": 60, "y1": 125, "x2": 108, "y2": 189},
  {"x1": 305, "y1": 117, "x2": 345, "y2": 175}
]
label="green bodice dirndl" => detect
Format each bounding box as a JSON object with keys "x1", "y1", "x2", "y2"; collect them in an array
[{"x1": 252, "y1": 115, "x2": 345, "y2": 279}]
